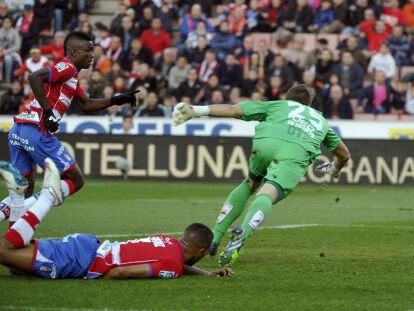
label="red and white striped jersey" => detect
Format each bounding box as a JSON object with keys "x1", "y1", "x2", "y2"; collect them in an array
[
  {"x1": 14, "y1": 58, "x2": 84, "y2": 133},
  {"x1": 87, "y1": 235, "x2": 185, "y2": 279}
]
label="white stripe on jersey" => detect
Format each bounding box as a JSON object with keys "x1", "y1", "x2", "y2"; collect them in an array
[
  {"x1": 111, "y1": 242, "x2": 120, "y2": 265},
  {"x1": 58, "y1": 92, "x2": 72, "y2": 107},
  {"x1": 65, "y1": 77, "x2": 78, "y2": 90}
]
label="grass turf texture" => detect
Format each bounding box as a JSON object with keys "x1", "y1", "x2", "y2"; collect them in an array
[{"x1": 0, "y1": 181, "x2": 413, "y2": 311}]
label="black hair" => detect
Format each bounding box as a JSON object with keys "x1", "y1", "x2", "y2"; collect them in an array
[
  {"x1": 318, "y1": 38, "x2": 328, "y2": 45},
  {"x1": 63, "y1": 31, "x2": 93, "y2": 56},
  {"x1": 285, "y1": 84, "x2": 314, "y2": 106},
  {"x1": 183, "y1": 223, "x2": 213, "y2": 249}
]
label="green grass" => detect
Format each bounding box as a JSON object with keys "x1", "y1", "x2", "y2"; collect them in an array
[{"x1": 0, "y1": 181, "x2": 413, "y2": 311}]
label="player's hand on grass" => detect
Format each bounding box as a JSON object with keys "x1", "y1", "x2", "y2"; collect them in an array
[
  {"x1": 316, "y1": 161, "x2": 341, "y2": 178},
  {"x1": 44, "y1": 108, "x2": 59, "y2": 133},
  {"x1": 208, "y1": 267, "x2": 233, "y2": 277},
  {"x1": 111, "y1": 89, "x2": 145, "y2": 109}
]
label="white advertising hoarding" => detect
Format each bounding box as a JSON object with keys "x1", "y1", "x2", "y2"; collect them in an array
[{"x1": 0, "y1": 116, "x2": 413, "y2": 139}]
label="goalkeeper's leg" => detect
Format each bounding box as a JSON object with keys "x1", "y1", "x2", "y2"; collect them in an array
[
  {"x1": 211, "y1": 178, "x2": 260, "y2": 251},
  {"x1": 218, "y1": 182, "x2": 282, "y2": 267}
]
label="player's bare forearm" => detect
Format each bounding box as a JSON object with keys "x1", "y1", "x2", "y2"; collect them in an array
[
  {"x1": 332, "y1": 141, "x2": 351, "y2": 170},
  {"x1": 102, "y1": 264, "x2": 151, "y2": 279},
  {"x1": 208, "y1": 105, "x2": 243, "y2": 119},
  {"x1": 183, "y1": 265, "x2": 210, "y2": 276},
  {"x1": 78, "y1": 96, "x2": 113, "y2": 112},
  {"x1": 184, "y1": 265, "x2": 233, "y2": 277},
  {"x1": 28, "y1": 68, "x2": 53, "y2": 110}
]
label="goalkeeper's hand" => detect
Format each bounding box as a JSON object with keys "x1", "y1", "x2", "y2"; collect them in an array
[
  {"x1": 172, "y1": 102, "x2": 194, "y2": 126},
  {"x1": 315, "y1": 161, "x2": 341, "y2": 178},
  {"x1": 172, "y1": 103, "x2": 210, "y2": 126}
]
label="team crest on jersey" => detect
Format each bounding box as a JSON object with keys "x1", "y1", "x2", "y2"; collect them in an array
[
  {"x1": 40, "y1": 266, "x2": 51, "y2": 272},
  {"x1": 55, "y1": 62, "x2": 70, "y2": 72},
  {"x1": 159, "y1": 270, "x2": 176, "y2": 279}
]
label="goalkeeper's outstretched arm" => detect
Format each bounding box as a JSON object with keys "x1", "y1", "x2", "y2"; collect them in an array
[
  {"x1": 172, "y1": 103, "x2": 243, "y2": 126},
  {"x1": 203, "y1": 104, "x2": 243, "y2": 118}
]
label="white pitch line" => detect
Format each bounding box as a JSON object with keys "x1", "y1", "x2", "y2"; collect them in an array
[
  {"x1": 40, "y1": 223, "x2": 414, "y2": 240},
  {"x1": 0, "y1": 306, "x2": 145, "y2": 311}
]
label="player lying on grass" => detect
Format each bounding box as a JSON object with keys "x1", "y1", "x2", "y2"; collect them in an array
[
  {"x1": 172, "y1": 84, "x2": 351, "y2": 267},
  {"x1": 0, "y1": 31, "x2": 145, "y2": 228},
  {"x1": 0, "y1": 160, "x2": 232, "y2": 279}
]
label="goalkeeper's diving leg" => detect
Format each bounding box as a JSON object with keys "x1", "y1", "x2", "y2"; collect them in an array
[{"x1": 210, "y1": 177, "x2": 261, "y2": 256}]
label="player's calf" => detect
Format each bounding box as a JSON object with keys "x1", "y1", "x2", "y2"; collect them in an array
[
  {"x1": 61, "y1": 164, "x2": 84, "y2": 197},
  {"x1": 3, "y1": 158, "x2": 62, "y2": 248}
]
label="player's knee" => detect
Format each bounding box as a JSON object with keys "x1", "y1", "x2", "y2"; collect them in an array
[
  {"x1": 0, "y1": 239, "x2": 10, "y2": 263},
  {"x1": 245, "y1": 178, "x2": 261, "y2": 192},
  {"x1": 74, "y1": 175, "x2": 84, "y2": 191}
]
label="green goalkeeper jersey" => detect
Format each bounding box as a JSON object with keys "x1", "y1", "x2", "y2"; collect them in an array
[{"x1": 237, "y1": 100, "x2": 342, "y2": 161}]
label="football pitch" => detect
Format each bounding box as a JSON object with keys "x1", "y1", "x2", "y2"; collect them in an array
[{"x1": 0, "y1": 180, "x2": 413, "y2": 311}]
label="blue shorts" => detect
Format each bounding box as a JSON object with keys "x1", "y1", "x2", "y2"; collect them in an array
[
  {"x1": 32, "y1": 234, "x2": 100, "y2": 279},
  {"x1": 8, "y1": 123, "x2": 76, "y2": 176}
]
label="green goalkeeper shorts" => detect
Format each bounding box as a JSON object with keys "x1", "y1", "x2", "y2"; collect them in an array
[{"x1": 248, "y1": 138, "x2": 312, "y2": 198}]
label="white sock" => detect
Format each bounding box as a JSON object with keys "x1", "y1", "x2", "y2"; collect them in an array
[
  {"x1": 6, "y1": 192, "x2": 42, "y2": 223},
  {"x1": 4, "y1": 190, "x2": 54, "y2": 247},
  {"x1": 9, "y1": 189, "x2": 25, "y2": 222},
  {"x1": 61, "y1": 180, "x2": 70, "y2": 198}
]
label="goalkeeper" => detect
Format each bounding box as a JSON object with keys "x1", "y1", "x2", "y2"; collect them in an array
[{"x1": 172, "y1": 84, "x2": 351, "y2": 267}]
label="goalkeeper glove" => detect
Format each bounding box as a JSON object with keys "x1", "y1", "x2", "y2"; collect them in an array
[
  {"x1": 110, "y1": 89, "x2": 141, "y2": 108},
  {"x1": 172, "y1": 102, "x2": 209, "y2": 126},
  {"x1": 43, "y1": 109, "x2": 59, "y2": 133},
  {"x1": 315, "y1": 161, "x2": 341, "y2": 178}
]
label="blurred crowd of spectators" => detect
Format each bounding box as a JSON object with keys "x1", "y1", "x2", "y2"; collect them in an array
[{"x1": 1, "y1": 0, "x2": 414, "y2": 121}]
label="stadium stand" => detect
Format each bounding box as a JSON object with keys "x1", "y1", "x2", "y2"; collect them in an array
[{"x1": 1, "y1": 0, "x2": 414, "y2": 121}]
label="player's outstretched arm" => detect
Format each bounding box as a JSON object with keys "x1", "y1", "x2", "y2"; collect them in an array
[
  {"x1": 172, "y1": 103, "x2": 243, "y2": 126},
  {"x1": 77, "y1": 88, "x2": 146, "y2": 112},
  {"x1": 316, "y1": 141, "x2": 351, "y2": 178},
  {"x1": 183, "y1": 265, "x2": 233, "y2": 277},
  {"x1": 102, "y1": 264, "x2": 152, "y2": 279}
]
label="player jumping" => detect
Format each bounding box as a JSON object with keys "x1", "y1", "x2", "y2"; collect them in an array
[
  {"x1": 0, "y1": 31, "x2": 143, "y2": 226},
  {"x1": 0, "y1": 160, "x2": 232, "y2": 279},
  {"x1": 172, "y1": 84, "x2": 351, "y2": 267}
]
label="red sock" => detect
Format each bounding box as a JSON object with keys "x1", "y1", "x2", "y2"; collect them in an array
[
  {"x1": 61, "y1": 179, "x2": 76, "y2": 197},
  {"x1": 4, "y1": 211, "x2": 40, "y2": 248},
  {"x1": 3, "y1": 192, "x2": 53, "y2": 248}
]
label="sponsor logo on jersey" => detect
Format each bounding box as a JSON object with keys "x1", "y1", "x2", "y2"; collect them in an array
[
  {"x1": 151, "y1": 236, "x2": 166, "y2": 248},
  {"x1": 15, "y1": 111, "x2": 40, "y2": 123},
  {"x1": 248, "y1": 210, "x2": 264, "y2": 230},
  {"x1": 55, "y1": 62, "x2": 69, "y2": 72},
  {"x1": 216, "y1": 202, "x2": 233, "y2": 224},
  {"x1": 96, "y1": 240, "x2": 112, "y2": 257},
  {"x1": 159, "y1": 270, "x2": 176, "y2": 279}
]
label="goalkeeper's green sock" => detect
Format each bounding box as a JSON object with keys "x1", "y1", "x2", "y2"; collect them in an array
[
  {"x1": 213, "y1": 181, "x2": 253, "y2": 244},
  {"x1": 241, "y1": 194, "x2": 273, "y2": 240}
]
